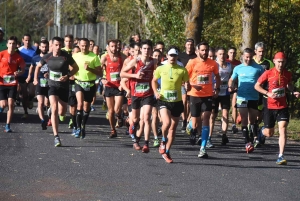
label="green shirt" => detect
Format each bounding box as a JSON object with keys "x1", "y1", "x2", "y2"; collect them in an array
[
  {"x1": 0, "y1": 40, "x2": 7, "y2": 52},
  {"x1": 73, "y1": 52, "x2": 101, "y2": 81},
  {"x1": 154, "y1": 63, "x2": 189, "y2": 102}
]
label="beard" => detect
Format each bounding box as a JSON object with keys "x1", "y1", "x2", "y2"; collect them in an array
[
  {"x1": 200, "y1": 53, "x2": 208, "y2": 60},
  {"x1": 41, "y1": 50, "x2": 48, "y2": 54}
]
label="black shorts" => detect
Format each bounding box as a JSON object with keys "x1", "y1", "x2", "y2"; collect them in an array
[
  {"x1": 104, "y1": 86, "x2": 124, "y2": 97},
  {"x1": 75, "y1": 83, "x2": 96, "y2": 103},
  {"x1": 48, "y1": 86, "x2": 69, "y2": 103},
  {"x1": 157, "y1": 100, "x2": 184, "y2": 117},
  {"x1": 235, "y1": 100, "x2": 258, "y2": 110},
  {"x1": 123, "y1": 96, "x2": 128, "y2": 105},
  {"x1": 18, "y1": 77, "x2": 33, "y2": 84},
  {"x1": 190, "y1": 96, "x2": 213, "y2": 117},
  {"x1": 128, "y1": 104, "x2": 132, "y2": 113},
  {"x1": 264, "y1": 108, "x2": 289, "y2": 128},
  {"x1": 68, "y1": 95, "x2": 77, "y2": 106},
  {"x1": 212, "y1": 95, "x2": 230, "y2": 113},
  {"x1": 36, "y1": 85, "x2": 49, "y2": 97},
  {"x1": 131, "y1": 95, "x2": 154, "y2": 109},
  {"x1": 0, "y1": 85, "x2": 17, "y2": 100}
]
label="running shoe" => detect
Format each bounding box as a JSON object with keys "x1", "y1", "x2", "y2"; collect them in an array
[
  {"x1": 258, "y1": 127, "x2": 266, "y2": 144},
  {"x1": 232, "y1": 125, "x2": 238, "y2": 134},
  {"x1": 133, "y1": 142, "x2": 141, "y2": 150},
  {"x1": 102, "y1": 101, "x2": 108, "y2": 111},
  {"x1": 276, "y1": 156, "x2": 287, "y2": 165},
  {"x1": 41, "y1": 120, "x2": 47, "y2": 130},
  {"x1": 74, "y1": 129, "x2": 81, "y2": 138},
  {"x1": 59, "y1": 115, "x2": 65, "y2": 122},
  {"x1": 4, "y1": 124, "x2": 12, "y2": 133},
  {"x1": 109, "y1": 129, "x2": 117, "y2": 138},
  {"x1": 221, "y1": 134, "x2": 229, "y2": 145},
  {"x1": 71, "y1": 127, "x2": 77, "y2": 136},
  {"x1": 198, "y1": 148, "x2": 208, "y2": 158},
  {"x1": 68, "y1": 119, "x2": 73, "y2": 129},
  {"x1": 206, "y1": 139, "x2": 214, "y2": 148},
  {"x1": 81, "y1": 128, "x2": 86, "y2": 139},
  {"x1": 253, "y1": 139, "x2": 261, "y2": 148},
  {"x1": 91, "y1": 105, "x2": 95, "y2": 112},
  {"x1": 15, "y1": 99, "x2": 20, "y2": 106},
  {"x1": 116, "y1": 118, "x2": 123, "y2": 128},
  {"x1": 47, "y1": 107, "x2": 51, "y2": 117},
  {"x1": 47, "y1": 119, "x2": 52, "y2": 126},
  {"x1": 245, "y1": 143, "x2": 254, "y2": 153},
  {"x1": 153, "y1": 139, "x2": 160, "y2": 147},
  {"x1": 181, "y1": 121, "x2": 187, "y2": 133},
  {"x1": 142, "y1": 145, "x2": 150, "y2": 153},
  {"x1": 35, "y1": 107, "x2": 38, "y2": 113},
  {"x1": 21, "y1": 114, "x2": 28, "y2": 119},
  {"x1": 54, "y1": 136, "x2": 61, "y2": 147},
  {"x1": 106, "y1": 112, "x2": 109, "y2": 119},
  {"x1": 28, "y1": 100, "x2": 33, "y2": 109},
  {"x1": 159, "y1": 141, "x2": 166, "y2": 154},
  {"x1": 186, "y1": 122, "x2": 192, "y2": 135},
  {"x1": 162, "y1": 153, "x2": 173, "y2": 163}
]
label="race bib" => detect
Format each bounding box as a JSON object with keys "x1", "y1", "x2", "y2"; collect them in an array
[
  {"x1": 164, "y1": 90, "x2": 178, "y2": 101},
  {"x1": 40, "y1": 78, "x2": 48, "y2": 87},
  {"x1": 197, "y1": 74, "x2": 210, "y2": 85},
  {"x1": 77, "y1": 81, "x2": 91, "y2": 91},
  {"x1": 220, "y1": 81, "x2": 228, "y2": 89},
  {"x1": 236, "y1": 99, "x2": 248, "y2": 108},
  {"x1": 110, "y1": 72, "x2": 120, "y2": 82},
  {"x1": 3, "y1": 75, "x2": 16, "y2": 84},
  {"x1": 135, "y1": 82, "x2": 150, "y2": 94},
  {"x1": 272, "y1": 88, "x2": 285, "y2": 98},
  {"x1": 71, "y1": 84, "x2": 75, "y2": 92},
  {"x1": 49, "y1": 71, "x2": 62, "y2": 81}
]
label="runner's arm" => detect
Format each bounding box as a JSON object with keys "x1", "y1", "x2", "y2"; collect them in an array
[
  {"x1": 26, "y1": 64, "x2": 34, "y2": 82},
  {"x1": 151, "y1": 76, "x2": 160, "y2": 99},
  {"x1": 120, "y1": 59, "x2": 139, "y2": 79},
  {"x1": 33, "y1": 62, "x2": 43, "y2": 84},
  {"x1": 85, "y1": 65, "x2": 102, "y2": 77},
  {"x1": 120, "y1": 78, "x2": 130, "y2": 97}
]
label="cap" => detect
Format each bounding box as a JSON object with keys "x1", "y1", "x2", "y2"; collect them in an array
[
  {"x1": 274, "y1": 52, "x2": 286, "y2": 59},
  {"x1": 186, "y1": 38, "x2": 194, "y2": 43},
  {"x1": 0, "y1": 27, "x2": 4, "y2": 33},
  {"x1": 167, "y1": 48, "x2": 178, "y2": 55}
]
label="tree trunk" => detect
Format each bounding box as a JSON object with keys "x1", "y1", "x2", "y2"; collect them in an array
[
  {"x1": 241, "y1": 0, "x2": 261, "y2": 51},
  {"x1": 185, "y1": 0, "x2": 205, "y2": 45}
]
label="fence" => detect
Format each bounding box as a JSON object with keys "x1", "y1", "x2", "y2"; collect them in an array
[{"x1": 48, "y1": 22, "x2": 118, "y2": 49}]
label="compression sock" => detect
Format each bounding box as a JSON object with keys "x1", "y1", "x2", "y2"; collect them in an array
[
  {"x1": 242, "y1": 126, "x2": 249, "y2": 144},
  {"x1": 201, "y1": 126, "x2": 209, "y2": 147},
  {"x1": 71, "y1": 114, "x2": 77, "y2": 129},
  {"x1": 82, "y1": 110, "x2": 90, "y2": 129},
  {"x1": 76, "y1": 110, "x2": 83, "y2": 129}
]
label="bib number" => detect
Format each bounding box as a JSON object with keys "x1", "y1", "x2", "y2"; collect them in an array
[
  {"x1": 220, "y1": 81, "x2": 228, "y2": 89},
  {"x1": 3, "y1": 75, "x2": 16, "y2": 84},
  {"x1": 71, "y1": 84, "x2": 75, "y2": 92},
  {"x1": 164, "y1": 90, "x2": 178, "y2": 101},
  {"x1": 110, "y1": 72, "x2": 120, "y2": 82},
  {"x1": 78, "y1": 81, "x2": 91, "y2": 91},
  {"x1": 272, "y1": 88, "x2": 285, "y2": 98},
  {"x1": 49, "y1": 71, "x2": 62, "y2": 81},
  {"x1": 40, "y1": 78, "x2": 48, "y2": 87},
  {"x1": 197, "y1": 74, "x2": 210, "y2": 85},
  {"x1": 135, "y1": 82, "x2": 150, "y2": 94},
  {"x1": 236, "y1": 99, "x2": 248, "y2": 108}
]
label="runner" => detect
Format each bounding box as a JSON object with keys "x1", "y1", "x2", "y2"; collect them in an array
[
  {"x1": 208, "y1": 47, "x2": 232, "y2": 147},
  {"x1": 90, "y1": 45, "x2": 101, "y2": 112},
  {"x1": 19, "y1": 34, "x2": 37, "y2": 119},
  {"x1": 62, "y1": 34, "x2": 73, "y2": 55},
  {"x1": 0, "y1": 36, "x2": 26, "y2": 132},
  {"x1": 228, "y1": 48, "x2": 264, "y2": 153},
  {"x1": 121, "y1": 39, "x2": 157, "y2": 153},
  {"x1": 152, "y1": 46, "x2": 189, "y2": 163},
  {"x1": 226, "y1": 47, "x2": 241, "y2": 134},
  {"x1": 254, "y1": 52, "x2": 299, "y2": 164},
  {"x1": 100, "y1": 39, "x2": 124, "y2": 138},
  {"x1": 208, "y1": 47, "x2": 215, "y2": 60},
  {"x1": 155, "y1": 41, "x2": 166, "y2": 61},
  {"x1": 72, "y1": 38, "x2": 101, "y2": 138},
  {"x1": 185, "y1": 42, "x2": 220, "y2": 158},
  {"x1": 29, "y1": 40, "x2": 50, "y2": 130},
  {"x1": 0, "y1": 27, "x2": 7, "y2": 51},
  {"x1": 178, "y1": 38, "x2": 197, "y2": 132},
  {"x1": 89, "y1": 40, "x2": 95, "y2": 52},
  {"x1": 33, "y1": 36, "x2": 79, "y2": 147}
]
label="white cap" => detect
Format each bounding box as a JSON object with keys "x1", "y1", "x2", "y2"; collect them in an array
[
  {"x1": 0, "y1": 27, "x2": 4, "y2": 33},
  {"x1": 167, "y1": 48, "x2": 178, "y2": 55}
]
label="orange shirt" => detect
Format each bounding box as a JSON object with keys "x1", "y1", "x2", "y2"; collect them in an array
[
  {"x1": 186, "y1": 57, "x2": 219, "y2": 97},
  {"x1": 0, "y1": 50, "x2": 26, "y2": 86}
]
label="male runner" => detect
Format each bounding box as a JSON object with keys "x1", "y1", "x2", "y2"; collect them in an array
[
  {"x1": 19, "y1": 34, "x2": 37, "y2": 119},
  {"x1": 34, "y1": 37, "x2": 79, "y2": 147},
  {"x1": 186, "y1": 42, "x2": 220, "y2": 158},
  {"x1": 208, "y1": 47, "x2": 232, "y2": 147},
  {"x1": 228, "y1": 48, "x2": 263, "y2": 153},
  {"x1": 226, "y1": 47, "x2": 241, "y2": 134},
  {"x1": 121, "y1": 39, "x2": 157, "y2": 153},
  {"x1": 0, "y1": 36, "x2": 26, "y2": 132},
  {"x1": 155, "y1": 41, "x2": 166, "y2": 61},
  {"x1": 255, "y1": 52, "x2": 298, "y2": 165},
  {"x1": 62, "y1": 34, "x2": 73, "y2": 55},
  {"x1": 29, "y1": 40, "x2": 50, "y2": 130},
  {"x1": 89, "y1": 40, "x2": 95, "y2": 52},
  {"x1": 152, "y1": 47, "x2": 189, "y2": 163},
  {"x1": 73, "y1": 38, "x2": 101, "y2": 139}
]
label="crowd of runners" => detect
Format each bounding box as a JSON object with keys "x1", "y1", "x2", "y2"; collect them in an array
[{"x1": 0, "y1": 27, "x2": 299, "y2": 165}]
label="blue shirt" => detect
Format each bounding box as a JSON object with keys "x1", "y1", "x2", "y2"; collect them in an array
[
  {"x1": 31, "y1": 55, "x2": 48, "y2": 78},
  {"x1": 231, "y1": 62, "x2": 263, "y2": 100},
  {"x1": 19, "y1": 46, "x2": 37, "y2": 77}
]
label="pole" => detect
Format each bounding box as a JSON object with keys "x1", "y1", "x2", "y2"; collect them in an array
[
  {"x1": 5, "y1": 0, "x2": 7, "y2": 38},
  {"x1": 56, "y1": 0, "x2": 61, "y2": 37}
]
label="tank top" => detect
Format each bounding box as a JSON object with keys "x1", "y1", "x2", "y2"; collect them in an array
[
  {"x1": 218, "y1": 62, "x2": 232, "y2": 96},
  {"x1": 105, "y1": 54, "x2": 123, "y2": 88}
]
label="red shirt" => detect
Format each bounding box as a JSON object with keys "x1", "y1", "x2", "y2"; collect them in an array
[
  {"x1": 0, "y1": 50, "x2": 26, "y2": 86},
  {"x1": 226, "y1": 59, "x2": 241, "y2": 68},
  {"x1": 257, "y1": 68, "x2": 292, "y2": 109},
  {"x1": 105, "y1": 54, "x2": 123, "y2": 88},
  {"x1": 130, "y1": 58, "x2": 155, "y2": 97}
]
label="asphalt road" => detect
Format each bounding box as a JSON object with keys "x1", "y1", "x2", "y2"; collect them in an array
[{"x1": 0, "y1": 98, "x2": 300, "y2": 201}]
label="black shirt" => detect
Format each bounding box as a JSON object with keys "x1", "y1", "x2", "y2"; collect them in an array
[
  {"x1": 178, "y1": 52, "x2": 197, "y2": 67},
  {"x1": 40, "y1": 50, "x2": 75, "y2": 89}
]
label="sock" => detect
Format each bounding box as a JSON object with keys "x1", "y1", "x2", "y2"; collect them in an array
[
  {"x1": 201, "y1": 126, "x2": 209, "y2": 147},
  {"x1": 154, "y1": 136, "x2": 158, "y2": 140},
  {"x1": 41, "y1": 119, "x2": 45, "y2": 123},
  {"x1": 242, "y1": 126, "x2": 249, "y2": 144},
  {"x1": 278, "y1": 154, "x2": 283, "y2": 158},
  {"x1": 208, "y1": 136, "x2": 211, "y2": 140},
  {"x1": 232, "y1": 123, "x2": 236, "y2": 127},
  {"x1": 130, "y1": 134, "x2": 135, "y2": 139},
  {"x1": 162, "y1": 136, "x2": 167, "y2": 142},
  {"x1": 136, "y1": 136, "x2": 141, "y2": 143},
  {"x1": 76, "y1": 110, "x2": 83, "y2": 129},
  {"x1": 0, "y1": 107, "x2": 3, "y2": 113},
  {"x1": 166, "y1": 149, "x2": 169, "y2": 154},
  {"x1": 145, "y1": 140, "x2": 149, "y2": 146},
  {"x1": 82, "y1": 110, "x2": 90, "y2": 129},
  {"x1": 71, "y1": 114, "x2": 77, "y2": 129}
]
